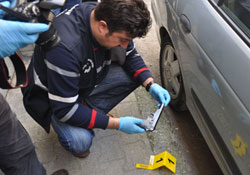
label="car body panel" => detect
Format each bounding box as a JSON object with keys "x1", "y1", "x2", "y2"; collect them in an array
[
  {"x1": 176, "y1": 0, "x2": 250, "y2": 111},
  {"x1": 152, "y1": 0, "x2": 250, "y2": 174}
]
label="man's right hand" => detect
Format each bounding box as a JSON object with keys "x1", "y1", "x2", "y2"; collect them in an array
[
  {"x1": 118, "y1": 117, "x2": 146, "y2": 134},
  {"x1": 0, "y1": 20, "x2": 49, "y2": 58}
]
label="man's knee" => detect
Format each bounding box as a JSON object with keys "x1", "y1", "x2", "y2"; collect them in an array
[{"x1": 57, "y1": 129, "x2": 94, "y2": 155}]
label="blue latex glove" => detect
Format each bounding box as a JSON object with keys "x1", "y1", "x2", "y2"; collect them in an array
[
  {"x1": 0, "y1": 20, "x2": 49, "y2": 58},
  {"x1": 149, "y1": 83, "x2": 171, "y2": 107},
  {"x1": 0, "y1": 0, "x2": 16, "y2": 18},
  {"x1": 118, "y1": 117, "x2": 146, "y2": 134},
  {"x1": 0, "y1": 1, "x2": 10, "y2": 18}
]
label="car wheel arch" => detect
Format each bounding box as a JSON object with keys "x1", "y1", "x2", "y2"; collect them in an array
[
  {"x1": 159, "y1": 27, "x2": 187, "y2": 112},
  {"x1": 159, "y1": 27, "x2": 172, "y2": 47}
]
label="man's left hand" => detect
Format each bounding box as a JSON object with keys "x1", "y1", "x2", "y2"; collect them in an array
[{"x1": 149, "y1": 83, "x2": 171, "y2": 107}]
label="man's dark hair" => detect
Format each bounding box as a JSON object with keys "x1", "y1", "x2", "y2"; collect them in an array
[{"x1": 94, "y1": 0, "x2": 152, "y2": 38}]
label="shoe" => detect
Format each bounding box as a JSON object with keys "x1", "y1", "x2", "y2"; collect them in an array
[
  {"x1": 73, "y1": 150, "x2": 90, "y2": 158},
  {"x1": 51, "y1": 169, "x2": 69, "y2": 175}
]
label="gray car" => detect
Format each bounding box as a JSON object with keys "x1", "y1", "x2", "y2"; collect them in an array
[{"x1": 151, "y1": 0, "x2": 250, "y2": 174}]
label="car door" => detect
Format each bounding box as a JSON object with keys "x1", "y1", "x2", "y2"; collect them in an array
[{"x1": 173, "y1": 0, "x2": 250, "y2": 174}]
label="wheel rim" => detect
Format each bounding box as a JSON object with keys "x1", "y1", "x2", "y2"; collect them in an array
[{"x1": 161, "y1": 45, "x2": 181, "y2": 99}]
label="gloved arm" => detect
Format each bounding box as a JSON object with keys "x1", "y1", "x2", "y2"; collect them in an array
[
  {"x1": 149, "y1": 83, "x2": 171, "y2": 107},
  {"x1": 0, "y1": 20, "x2": 49, "y2": 58},
  {"x1": 118, "y1": 117, "x2": 146, "y2": 134},
  {"x1": 107, "y1": 116, "x2": 145, "y2": 134}
]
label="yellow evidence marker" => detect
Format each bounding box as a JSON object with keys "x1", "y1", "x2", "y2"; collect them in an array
[{"x1": 136, "y1": 151, "x2": 177, "y2": 173}]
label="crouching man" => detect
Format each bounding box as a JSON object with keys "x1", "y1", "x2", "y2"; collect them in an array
[{"x1": 22, "y1": 0, "x2": 170, "y2": 158}]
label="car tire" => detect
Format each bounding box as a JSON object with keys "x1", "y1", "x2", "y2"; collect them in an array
[{"x1": 160, "y1": 39, "x2": 187, "y2": 112}]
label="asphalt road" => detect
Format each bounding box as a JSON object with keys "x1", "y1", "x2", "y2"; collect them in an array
[{"x1": 133, "y1": 0, "x2": 223, "y2": 174}]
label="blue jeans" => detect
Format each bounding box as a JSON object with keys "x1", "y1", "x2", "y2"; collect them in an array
[{"x1": 51, "y1": 64, "x2": 139, "y2": 155}]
